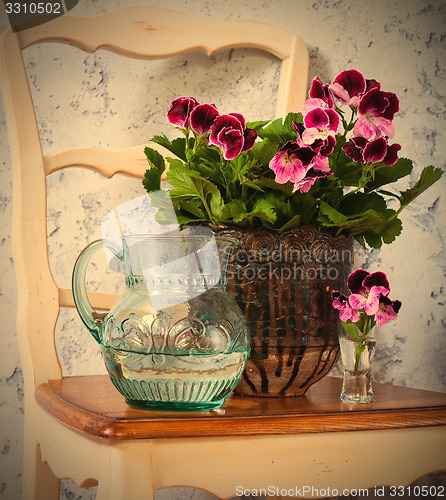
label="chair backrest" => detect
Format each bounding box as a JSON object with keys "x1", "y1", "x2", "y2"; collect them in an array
[{"x1": 0, "y1": 6, "x2": 309, "y2": 391}]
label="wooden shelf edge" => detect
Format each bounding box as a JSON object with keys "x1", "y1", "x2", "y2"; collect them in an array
[{"x1": 35, "y1": 381, "x2": 446, "y2": 441}]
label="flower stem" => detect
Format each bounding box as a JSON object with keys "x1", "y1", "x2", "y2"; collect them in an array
[
  {"x1": 354, "y1": 343, "x2": 363, "y2": 376},
  {"x1": 353, "y1": 316, "x2": 370, "y2": 376}
]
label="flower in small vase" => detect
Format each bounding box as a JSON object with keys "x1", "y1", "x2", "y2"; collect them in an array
[
  {"x1": 331, "y1": 268, "x2": 401, "y2": 375},
  {"x1": 375, "y1": 295, "x2": 402, "y2": 327}
]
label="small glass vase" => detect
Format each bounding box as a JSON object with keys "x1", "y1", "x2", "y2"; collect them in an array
[{"x1": 338, "y1": 333, "x2": 376, "y2": 403}]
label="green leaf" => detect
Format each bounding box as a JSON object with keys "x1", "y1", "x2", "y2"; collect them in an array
[
  {"x1": 342, "y1": 210, "x2": 387, "y2": 235},
  {"x1": 247, "y1": 140, "x2": 278, "y2": 167},
  {"x1": 251, "y1": 198, "x2": 276, "y2": 223},
  {"x1": 290, "y1": 194, "x2": 317, "y2": 226},
  {"x1": 186, "y1": 159, "x2": 226, "y2": 187},
  {"x1": 354, "y1": 234, "x2": 366, "y2": 247},
  {"x1": 328, "y1": 148, "x2": 362, "y2": 187},
  {"x1": 209, "y1": 190, "x2": 225, "y2": 221},
  {"x1": 166, "y1": 157, "x2": 185, "y2": 171},
  {"x1": 276, "y1": 215, "x2": 301, "y2": 233},
  {"x1": 363, "y1": 231, "x2": 383, "y2": 249},
  {"x1": 256, "y1": 113, "x2": 299, "y2": 145},
  {"x1": 378, "y1": 189, "x2": 401, "y2": 199},
  {"x1": 245, "y1": 119, "x2": 271, "y2": 131},
  {"x1": 192, "y1": 144, "x2": 221, "y2": 164},
  {"x1": 398, "y1": 166, "x2": 443, "y2": 209},
  {"x1": 340, "y1": 191, "x2": 387, "y2": 216},
  {"x1": 253, "y1": 177, "x2": 294, "y2": 194},
  {"x1": 230, "y1": 153, "x2": 251, "y2": 175},
  {"x1": 148, "y1": 189, "x2": 175, "y2": 210},
  {"x1": 340, "y1": 321, "x2": 360, "y2": 341},
  {"x1": 151, "y1": 135, "x2": 190, "y2": 161},
  {"x1": 318, "y1": 201, "x2": 348, "y2": 225},
  {"x1": 225, "y1": 198, "x2": 276, "y2": 227},
  {"x1": 284, "y1": 112, "x2": 303, "y2": 129},
  {"x1": 142, "y1": 147, "x2": 166, "y2": 193},
  {"x1": 225, "y1": 199, "x2": 247, "y2": 222},
  {"x1": 365, "y1": 157, "x2": 413, "y2": 192},
  {"x1": 318, "y1": 201, "x2": 388, "y2": 236},
  {"x1": 167, "y1": 168, "x2": 224, "y2": 224},
  {"x1": 154, "y1": 208, "x2": 207, "y2": 226},
  {"x1": 231, "y1": 167, "x2": 264, "y2": 192},
  {"x1": 381, "y1": 216, "x2": 403, "y2": 244},
  {"x1": 179, "y1": 200, "x2": 207, "y2": 219}
]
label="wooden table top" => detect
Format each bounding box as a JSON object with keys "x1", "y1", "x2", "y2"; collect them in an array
[{"x1": 35, "y1": 375, "x2": 446, "y2": 440}]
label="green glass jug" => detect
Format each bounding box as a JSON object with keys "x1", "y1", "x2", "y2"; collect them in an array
[{"x1": 72, "y1": 234, "x2": 250, "y2": 410}]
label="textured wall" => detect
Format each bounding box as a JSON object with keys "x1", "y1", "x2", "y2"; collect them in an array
[{"x1": 0, "y1": 0, "x2": 445, "y2": 499}]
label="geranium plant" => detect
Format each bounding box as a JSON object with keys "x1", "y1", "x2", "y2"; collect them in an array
[
  {"x1": 332, "y1": 268, "x2": 402, "y2": 374},
  {"x1": 143, "y1": 69, "x2": 443, "y2": 248}
]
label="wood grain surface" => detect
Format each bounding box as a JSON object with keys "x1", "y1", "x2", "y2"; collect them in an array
[{"x1": 35, "y1": 375, "x2": 446, "y2": 440}]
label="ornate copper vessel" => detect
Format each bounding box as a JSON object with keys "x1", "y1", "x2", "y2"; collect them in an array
[{"x1": 213, "y1": 225, "x2": 353, "y2": 396}]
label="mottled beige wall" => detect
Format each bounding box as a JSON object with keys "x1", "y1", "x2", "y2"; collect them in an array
[{"x1": 0, "y1": 1, "x2": 444, "y2": 499}]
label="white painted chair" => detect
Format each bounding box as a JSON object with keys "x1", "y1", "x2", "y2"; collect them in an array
[{"x1": 0, "y1": 7, "x2": 311, "y2": 499}]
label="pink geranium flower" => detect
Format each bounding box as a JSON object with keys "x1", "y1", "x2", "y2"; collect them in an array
[
  {"x1": 302, "y1": 76, "x2": 334, "y2": 115},
  {"x1": 332, "y1": 291, "x2": 361, "y2": 323},
  {"x1": 344, "y1": 136, "x2": 401, "y2": 166},
  {"x1": 302, "y1": 108, "x2": 340, "y2": 144},
  {"x1": 269, "y1": 141, "x2": 315, "y2": 184},
  {"x1": 347, "y1": 269, "x2": 390, "y2": 316},
  {"x1": 329, "y1": 69, "x2": 366, "y2": 107},
  {"x1": 292, "y1": 167, "x2": 333, "y2": 193},
  {"x1": 209, "y1": 114, "x2": 257, "y2": 160},
  {"x1": 288, "y1": 121, "x2": 334, "y2": 192},
  {"x1": 190, "y1": 103, "x2": 219, "y2": 136},
  {"x1": 167, "y1": 97, "x2": 199, "y2": 130},
  {"x1": 375, "y1": 295, "x2": 402, "y2": 327},
  {"x1": 354, "y1": 87, "x2": 399, "y2": 140},
  {"x1": 229, "y1": 113, "x2": 258, "y2": 152}
]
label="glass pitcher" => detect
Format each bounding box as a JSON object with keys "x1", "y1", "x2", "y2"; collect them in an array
[{"x1": 72, "y1": 234, "x2": 250, "y2": 410}]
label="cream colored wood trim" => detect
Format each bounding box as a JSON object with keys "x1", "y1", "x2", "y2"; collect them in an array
[
  {"x1": 275, "y1": 35, "x2": 309, "y2": 116},
  {"x1": 154, "y1": 427, "x2": 446, "y2": 498},
  {"x1": 44, "y1": 145, "x2": 151, "y2": 179},
  {"x1": 17, "y1": 6, "x2": 300, "y2": 59},
  {"x1": 59, "y1": 287, "x2": 117, "y2": 311},
  {"x1": 37, "y1": 408, "x2": 446, "y2": 499},
  {"x1": 16, "y1": 6, "x2": 308, "y2": 116},
  {"x1": 0, "y1": 30, "x2": 62, "y2": 389}
]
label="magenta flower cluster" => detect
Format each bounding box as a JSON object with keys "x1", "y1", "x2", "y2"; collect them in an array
[
  {"x1": 332, "y1": 269, "x2": 402, "y2": 328},
  {"x1": 167, "y1": 97, "x2": 257, "y2": 160},
  {"x1": 269, "y1": 69, "x2": 401, "y2": 193}
]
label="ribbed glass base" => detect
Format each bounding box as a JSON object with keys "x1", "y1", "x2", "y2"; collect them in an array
[
  {"x1": 110, "y1": 375, "x2": 237, "y2": 410},
  {"x1": 125, "y1": 398, "x2": 226, "y2": 411}
]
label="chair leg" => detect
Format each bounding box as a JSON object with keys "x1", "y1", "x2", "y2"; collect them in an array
[
  {"x1": 95, "y1": 441, "x2": 155, "y2": 500},
  {"x1": 22, "y1": 442, "x2": 60, "y2": 500}
]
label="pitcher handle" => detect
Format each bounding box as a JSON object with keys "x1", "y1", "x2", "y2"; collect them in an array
[{"x1": 72, "y1": 239, "x2": 122, "y2": 343}]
